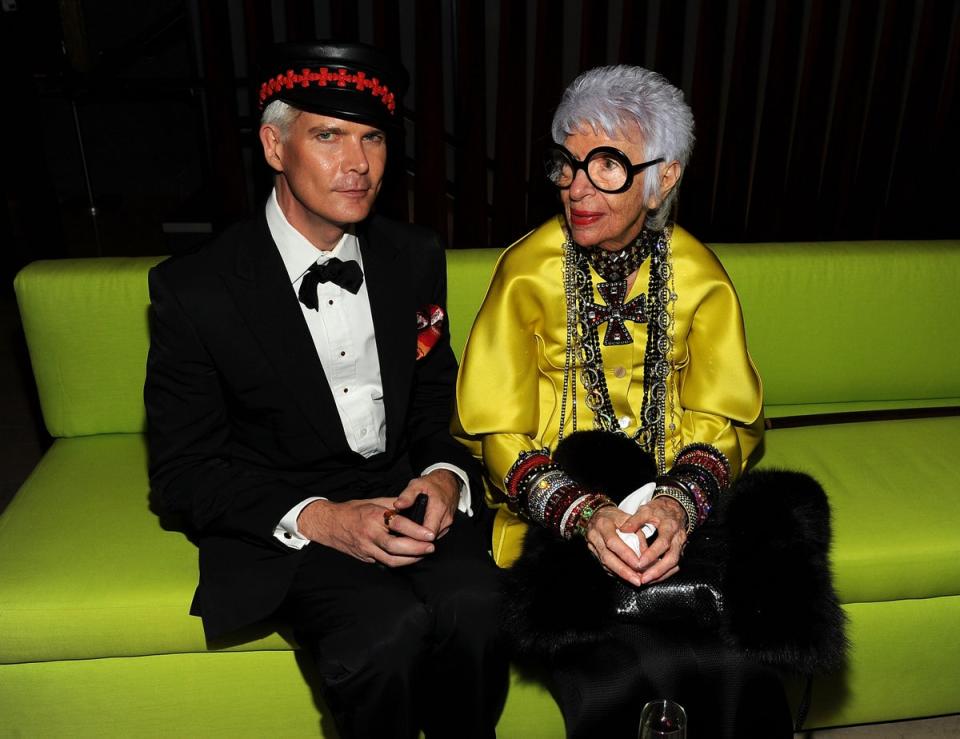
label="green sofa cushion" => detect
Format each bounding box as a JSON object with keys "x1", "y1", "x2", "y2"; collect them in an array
[
  {"x1": 0, "y1": 653, "x2": 565, "y2": 738},
  {"x1": 798, "y1": 596, "x2": 960, "y2": 728},
  {"x1": 4, "y1": 417, "x2": 958, "y2": 665},
  {"x1": 0, "y1": 434, "x2": 289, "y2": 664},
  {"x1": 0, "y1": 652, "x2": 322, "y2": 737},
  {"x1": 757, "y1": 416, "x2": 960, "y2": 604}
]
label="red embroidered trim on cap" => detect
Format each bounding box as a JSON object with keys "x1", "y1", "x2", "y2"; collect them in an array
[{"x1": 258, "y1": 67, "x2": 397, "y2": 113}]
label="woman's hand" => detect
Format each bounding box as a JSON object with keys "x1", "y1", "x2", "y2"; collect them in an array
[
  {"x1": 583, "y1": 506, "x2": 647, "y2": 587},
  {"x1": 618, "y1": 496, "x2": 688, "y2": 585}
]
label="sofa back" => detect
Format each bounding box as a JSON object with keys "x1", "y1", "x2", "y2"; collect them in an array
[
  {"x1": 14, "y1": 238, "x2": 960, "y2": 438},
  {"x1": 15, "y1": 257, "x2": 163, "y2": 438},
  {"x1": 713, "y1": 240, "x2": 960, "y2": 415}
]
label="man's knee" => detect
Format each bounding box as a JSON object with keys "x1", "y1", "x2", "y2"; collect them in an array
[
  {"x1": 433, "y1": 564, "x2": 504, "y2": 650},
  {"x1": 306, "y1": 597, "x2": 433, "y2": 687}
]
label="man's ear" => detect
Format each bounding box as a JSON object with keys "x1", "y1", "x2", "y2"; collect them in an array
[
  {"x1": 259, "y1": 124, "x2": 284, "y2": 173},
  {"x1": 647, "y1": 160, "x2": 682, "y2": 210}
]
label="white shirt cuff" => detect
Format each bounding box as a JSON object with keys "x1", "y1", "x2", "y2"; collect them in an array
[
  {"x1": 421, "y1": 463, "x2": 472, "y2": 516},
  {"x1": 274, "y1": 497, "x2": 325, "y2": 549}
]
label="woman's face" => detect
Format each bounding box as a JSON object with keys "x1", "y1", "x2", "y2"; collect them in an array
[{"x1": 560, "y1": 127, "x2": 654, "y2": 252}]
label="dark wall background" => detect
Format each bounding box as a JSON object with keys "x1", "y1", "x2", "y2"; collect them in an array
[{"x1": 2, "y1": 0, "x2": 958, "y2": 284}]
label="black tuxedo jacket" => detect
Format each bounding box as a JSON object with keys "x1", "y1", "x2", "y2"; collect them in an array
[{"x1": 145, "y1": 213, "x2": 481, "y2": 640}]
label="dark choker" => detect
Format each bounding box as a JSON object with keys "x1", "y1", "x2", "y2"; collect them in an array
[{"x1": 580, "y1": 232, "x2": 651, "y2": 283}]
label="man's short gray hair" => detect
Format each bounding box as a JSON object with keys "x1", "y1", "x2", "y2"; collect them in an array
[
  {"x1": 551, "y1": 65, "x2": 695, "y2": 231},
  {"x1": 260, "y1": 100, "x2": 301, "y2": 139}
]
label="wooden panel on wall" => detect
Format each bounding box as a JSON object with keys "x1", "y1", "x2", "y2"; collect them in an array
[
  {"x1": 37, "y1": 0, "x2": 956, "y2": 259},
  {"x1": 526, "y1": 0, "x2": 565, "y2": 230},
  {"x1": 491, "y1": 0, "x2": 528, "y2": 248},
  {"x1": 413, "y1": 0, "x2": 447, "y2": 237},
  {"x1": 196, "y1": 0, "x2": 960, "y2": 245},
  {"x1": 453, "y1": 0, "x2": 490, "y2": 248}
]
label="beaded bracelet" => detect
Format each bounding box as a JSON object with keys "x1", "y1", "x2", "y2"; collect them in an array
[
  {"x1": 504, "y1": 449, "x2": 592, "y2": 535},
  {"x1": 659, "y1": 444, "x2": 732, "y2": 528},
  {"x1": 571, "y1": 494, "x2": 617, "y2": 539},
  {"x1": 504, "y1": 449, "x2": 553, "y2": 500},
  {"x1": 675, "y1": 443, "x2": 731, "y2": 488},
  {"x1": 663, "y1": 467, "x2": 714, "y2": 525},
  {"x1": 543, "y1": 483, "x2": 585, "y2": 532},
  {"x1": 652, "y1": 485, "x2": 697, "y2": 534},
  {"x1": 560, "y1": 494, "x2": 592, "y2": 538},
  {"x1": 504, "y1": 449, "x2": 554, "y2": 516}
]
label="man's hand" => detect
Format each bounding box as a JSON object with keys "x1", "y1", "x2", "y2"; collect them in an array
[
  {"x1": 297, "y1": 497, "x2": 434, "y2": 567},
  {"x1": 391, "y1": 469, "x2": 460, "y2": 540}
]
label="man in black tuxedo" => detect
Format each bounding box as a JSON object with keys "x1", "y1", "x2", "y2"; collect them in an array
[{"x1": 145, "y1": 42, "x2": 506, "y2": 739}]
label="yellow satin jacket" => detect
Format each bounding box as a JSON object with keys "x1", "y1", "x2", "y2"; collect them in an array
[{"x1": 454, "y1": 216, "x2": 764, "y2": 564}]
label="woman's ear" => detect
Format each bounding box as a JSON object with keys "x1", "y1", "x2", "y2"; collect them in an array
[{"x1": 648, "y1": 160, "x2": 682, "y2": 210}]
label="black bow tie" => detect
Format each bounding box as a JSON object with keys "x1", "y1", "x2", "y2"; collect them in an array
[{"x1": 298, "y1": 257, "x2": 364, "y2": 310}]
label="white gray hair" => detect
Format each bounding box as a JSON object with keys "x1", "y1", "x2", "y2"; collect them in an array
[
  {"x1": 260, "y1": 99, "x2": 301, "y2": 139},
  {"x1": 551, "y1": 65, "x2": 695, "y2": 231}
]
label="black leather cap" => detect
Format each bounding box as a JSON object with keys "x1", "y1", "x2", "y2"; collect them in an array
[{"x1": 257, "y1": 41, "x2": 408, "y2": 129}]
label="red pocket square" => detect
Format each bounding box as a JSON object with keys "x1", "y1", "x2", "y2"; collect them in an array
[{"x1": 416, "y1": 304, "x2": 445, "y2": 359}]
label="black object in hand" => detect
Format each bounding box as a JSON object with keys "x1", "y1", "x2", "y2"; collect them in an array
[{"x1": 399, "y1": 493, "x2": 429, "y2": 526}]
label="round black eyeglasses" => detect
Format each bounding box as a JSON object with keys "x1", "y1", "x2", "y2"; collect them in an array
[{"x1": 543, "y1": 145, "x2": 664, "y2": 194}]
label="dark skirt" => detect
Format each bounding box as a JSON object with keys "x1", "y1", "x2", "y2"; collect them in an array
[{"x1": 545, "y1": 621, "x2": 794, "y2": 739}]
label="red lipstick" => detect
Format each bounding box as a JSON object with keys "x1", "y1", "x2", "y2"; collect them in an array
[{"x1": 569, "y1": 209, "x2": 602, "y2": 226}]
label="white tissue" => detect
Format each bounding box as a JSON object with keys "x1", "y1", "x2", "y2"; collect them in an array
[{"x1": 615, "y1": 482, "x2": 658, "y2": 556}]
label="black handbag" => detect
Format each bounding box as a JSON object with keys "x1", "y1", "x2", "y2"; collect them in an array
[{"x1": 611, "y1": 516, "x2": 726, "y2": 630}]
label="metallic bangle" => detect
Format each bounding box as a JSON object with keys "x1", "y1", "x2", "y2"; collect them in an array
[
  {"x1": 526, "y1": 470, "x2": 571, "y2": 525},
  {"x1": 653, "y1": 485, "x2": 697, "y2": 534}
]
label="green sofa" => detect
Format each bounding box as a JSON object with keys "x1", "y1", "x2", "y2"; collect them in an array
[{"x1": 3, "y1": 236, "x2": 959, "y2": 736}]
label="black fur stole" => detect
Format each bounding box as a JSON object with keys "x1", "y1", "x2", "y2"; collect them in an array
[
  {"x1": 722, "y1": 469, "x2": 848, "y2": 674},
  {"x1": 500, "y1": 431, "x2": 848, "y2": 674}
]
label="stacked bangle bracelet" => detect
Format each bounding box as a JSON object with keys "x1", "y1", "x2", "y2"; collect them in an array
[
  {"x1": 655, "y1": 443, "x2": 732, "y2": 531},
  {"x1": 503, "y1": 449, "x2": 614, "y2": 539},
  {"x1": 652, "y1": 484, "x2": 697, "y2": 534}
]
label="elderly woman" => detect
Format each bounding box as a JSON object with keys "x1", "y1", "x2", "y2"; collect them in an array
[{"x1": 455, "y1": 66, "x2": 794, "y2": 736}]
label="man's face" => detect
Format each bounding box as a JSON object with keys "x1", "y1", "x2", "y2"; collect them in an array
[{"x1": 261, "y1": 111, "x2": 387, "y2": 239}]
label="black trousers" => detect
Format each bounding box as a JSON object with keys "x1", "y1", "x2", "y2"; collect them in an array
[
  {"x1": 548, "y1": 621, "x2": 794, "y2": 739},
  {"x1": 280, "y1": 514, "x2": 508, "y2": 739}
]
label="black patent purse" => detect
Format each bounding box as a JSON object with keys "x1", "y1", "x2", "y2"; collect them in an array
[{"x1": 611, "y1": 517, "x2": 726, "y2": 630}]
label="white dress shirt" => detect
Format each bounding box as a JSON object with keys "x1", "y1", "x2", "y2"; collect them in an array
[{"x1": 264, "y1": 190, "x2": 471, "y2": 548}]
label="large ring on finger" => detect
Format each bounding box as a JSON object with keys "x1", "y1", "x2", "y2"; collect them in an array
[{"x1": 383, "y1": 508, "x2": 398, "y2": 528}]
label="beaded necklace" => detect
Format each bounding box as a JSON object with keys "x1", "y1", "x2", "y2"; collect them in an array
[
  {"x1": 558, "y1": 225, "x2": 677, "y2": 473},
  {"x1": 584, "y1": 235, "x2": 650, "y2": 282}
]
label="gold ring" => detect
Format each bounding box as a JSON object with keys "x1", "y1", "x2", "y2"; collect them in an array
[{"x1": 383, "y1": 509, "x2": 398, "y2": 527}]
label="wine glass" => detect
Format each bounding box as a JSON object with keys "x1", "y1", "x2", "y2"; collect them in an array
[{"x1": 638, "y1": 698, "x2": 687, "y2": 738}]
